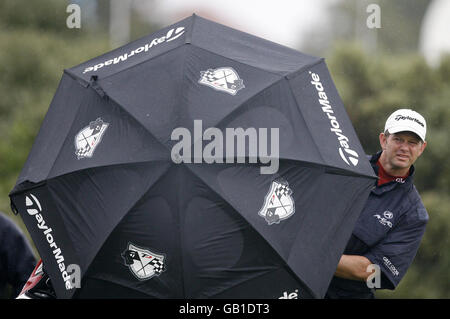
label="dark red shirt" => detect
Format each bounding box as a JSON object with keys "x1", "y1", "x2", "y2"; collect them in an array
[{"x1": 376, "y1": 159, "x2": 409, "y2": 186}]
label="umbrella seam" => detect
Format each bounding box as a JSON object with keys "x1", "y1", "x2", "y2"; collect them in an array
[
  {"x1": 191, "y1": 44, "x2": 305, "y2": 78},
  {"x1": 285, "y1": 58, "x2": 324, "y2": 80},
  {"x1": 178, "y1": 40, "x2": 191, "y2": 298},
  {"x1": 87, "y1": 85, "x2": 177, "y2": 161},
  {"x1": 285, "y1": 66, "x2": 328, "y2": 168},
  {"x1": 45, "y1": 75, "x2": 89, "y2": 182}
]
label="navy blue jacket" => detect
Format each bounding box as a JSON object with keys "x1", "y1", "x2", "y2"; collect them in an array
[
  {"x1": 0, "y1": 212, "x2": 36, "y2": 298},
  {"x1": 326, "y1": 152, "x2": 429, "y2": 298}
]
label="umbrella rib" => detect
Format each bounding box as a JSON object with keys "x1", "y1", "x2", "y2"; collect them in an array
[
  {"x1": 86, "y1": 85, "x2": 176, "y2": 162},
  {"x1": 192, "y1": 44, "x2": 318, "y2": 78},
  {"x1": 175, "y1": 163, "x2": 187, "y2": 298},
  {"x1": 40, "y1": 74, "x2": 86, "y2": 183},
  {"x1": 284, "y1": 68, "x2": 329, "y2": 168}
]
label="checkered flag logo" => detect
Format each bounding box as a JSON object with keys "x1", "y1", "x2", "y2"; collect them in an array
[
  {"x1": 258, "y1": 179, "x2": 295, "y2": 225},
  {"x1": 149, "y1": 258, "x2": 165, "y2": 274},
  {"x1": 75, "y1": 145, "x2": 91, "y2": 158},
  {"x1": 200, "y1": 69, "x2": 217, "y2": 81},
  {"x1": 198, "y1": 67, "x2": 245, "y2": 95},
  {"x1": 122, "y1": 243, "x2": 166, "y2": 281},
  {"x1": 74, "y1": 118, "x2": 109, "y2": 159},
  {"x1": 275, "y1": 183, "x2": 292, "y2": 198}
]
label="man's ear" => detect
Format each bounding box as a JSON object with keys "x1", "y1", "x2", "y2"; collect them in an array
[
  {"x1": 418, "y1": 140, "x2": 427, "y2": 157},
  {"x1": 379, "y1": 132, "x2": 387, "y2": 150}
]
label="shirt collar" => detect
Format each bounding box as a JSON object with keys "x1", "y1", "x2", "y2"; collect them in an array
[{"x1": 369, "y1": 151, "x2": 415, "y2": 195}]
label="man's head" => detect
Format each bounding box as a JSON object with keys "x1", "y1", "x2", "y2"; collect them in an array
[{"x1": 379, "y1": 109, "x2": 427, "y2": 175}]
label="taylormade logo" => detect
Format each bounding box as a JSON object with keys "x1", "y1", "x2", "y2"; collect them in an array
[
  {"x1": 309, "y1": 71, "x2": 359, "y2": 167},
  {"x1": 25, "y1": 194, "x2": 74, "y2": 290},
  {"x1": 83, "y1": 26, "x2": 185, "y2": 74},
  {"x1": 394, "y1": 114, "x2": 425, "y2": 127},
  {"x1": 279, "y1": 289, "x2": 299, "y2": 299}
]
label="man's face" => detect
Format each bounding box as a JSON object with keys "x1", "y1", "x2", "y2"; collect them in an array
[{"x1": 379, "y1": 131, "x2": 427, "y2": 173}]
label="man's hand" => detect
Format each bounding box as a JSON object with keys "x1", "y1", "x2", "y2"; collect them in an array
[{"x1": 334, "y1": 255, "x2": 374, "y2": 282}]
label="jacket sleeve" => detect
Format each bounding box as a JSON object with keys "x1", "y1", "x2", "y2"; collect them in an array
[
  {"x1": 0, "y1": 214, "x2": 37, "y2": 297},
  {"x1": 363, "y1": 205, "x2": 428, "y2": 289}
]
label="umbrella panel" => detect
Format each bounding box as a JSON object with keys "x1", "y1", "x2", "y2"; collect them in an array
[{"x1": 75, "y1": 164, "x2": 314, "y2": 298}]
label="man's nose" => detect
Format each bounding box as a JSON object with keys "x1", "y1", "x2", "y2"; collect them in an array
[{"x1": 399, "y1": 141, "x2": 409, "y2": 152}]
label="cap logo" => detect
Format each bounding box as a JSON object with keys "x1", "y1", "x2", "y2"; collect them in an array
[{"x1": 394, "y1": 114, "x2": 425, "y2": 127}]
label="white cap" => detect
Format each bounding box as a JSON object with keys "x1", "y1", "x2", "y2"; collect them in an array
[{"x1": 384, "y1": 109, "x2": 426, "y2": 141}]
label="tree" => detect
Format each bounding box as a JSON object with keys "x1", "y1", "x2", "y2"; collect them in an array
[
  {"x1": 0, "y1": 0, "x2": 158, "y2": 257},
  {"x1": 301, "y1": 0, "x2": 432, "y2": 56}
]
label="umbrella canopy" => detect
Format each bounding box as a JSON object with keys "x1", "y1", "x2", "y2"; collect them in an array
[{"x1": 10, "y1": 14, "x2": 376, "y2": 299}]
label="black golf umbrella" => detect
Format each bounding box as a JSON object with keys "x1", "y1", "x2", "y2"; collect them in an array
[{"x1": 10, "y1": 15, "x2": 376, "y2": 299}]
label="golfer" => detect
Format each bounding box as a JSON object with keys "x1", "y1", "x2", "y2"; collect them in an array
[{"x1": 325, "y1": 109, "x2": 429, "y2": 299}]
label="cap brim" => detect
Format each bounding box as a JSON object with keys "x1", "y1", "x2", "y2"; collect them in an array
[{"x1": 387, "y1": 126, "x2": 425, "y2": 141}]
